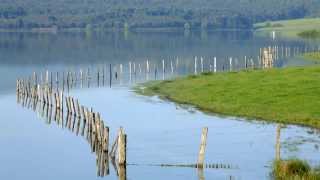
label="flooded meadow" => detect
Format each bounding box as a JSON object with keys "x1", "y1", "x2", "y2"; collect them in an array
[{"x1": 1, "y1": 30, "x2": 320, "y2": 180}]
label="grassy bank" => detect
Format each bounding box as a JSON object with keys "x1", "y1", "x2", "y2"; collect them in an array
[
  {"x1": 138, "y1": 66, "x2": 320, "y2": 129},
  {"x1": 254, "y1": 18, "x2": 320, "y2": 39},
  {"x1": 273, "y1": 159, "x2": 320, "y2": 179}
]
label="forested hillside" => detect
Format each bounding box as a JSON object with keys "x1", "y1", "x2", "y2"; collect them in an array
[{"x1": 0, "y1": 0, "x2": 319, "y2": 30}]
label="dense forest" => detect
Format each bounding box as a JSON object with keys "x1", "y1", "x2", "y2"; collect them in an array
[{"x1": 0, "y1": 0, "x2": 319, "y2": 30}]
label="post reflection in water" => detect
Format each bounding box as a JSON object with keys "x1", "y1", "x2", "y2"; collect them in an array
[
  {"x1": 16, "y1": 81, "x2": 114, "y2": 177},
  {"x1": 197, "y1": 168, "x2": 205, "y2": 180}
]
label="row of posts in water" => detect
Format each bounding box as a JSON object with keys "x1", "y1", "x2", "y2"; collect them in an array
[
  {"x1": 15, "y1": 73, "x2": 226, "y2": 175},
  {"x1": 16, "y1": 79, "x2": 284, "y2": 180},
  {"x1": 17, "y1": 46, "x2": 319, "y2": 91},
  {"x1": 16, "y1": 75, "x2": 285, "y2": 179},
  {"x1": 14, "y1": 44, "x2": 305, "y2": 178},
  {"x1": 16, "y1": 74, "x2": 236, "y2": 174},
  {"x1": 16, "y1": 78, "x2": 127, "y2": 177}
]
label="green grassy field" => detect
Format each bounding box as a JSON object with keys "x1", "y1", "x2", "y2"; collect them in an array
[
  {"x1": 138, "y1": 66, "x2": 320, "y2": 129},
  {"x1": 254, "y1": 18, "x2": 320, "y2": 39}
]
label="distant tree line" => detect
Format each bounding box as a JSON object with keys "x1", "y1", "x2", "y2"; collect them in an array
[{"x1": 0, "y1": 0, "x2": 319, "y2": 30}]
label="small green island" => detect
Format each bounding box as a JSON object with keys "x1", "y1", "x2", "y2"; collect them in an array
[{"x1": 254, "y1": 18, "x2": 320, "y2": 39}]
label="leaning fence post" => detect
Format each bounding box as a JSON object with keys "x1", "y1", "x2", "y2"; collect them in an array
[{"x1": 197, "y1": 127, "x2": 208, "y2": 168}]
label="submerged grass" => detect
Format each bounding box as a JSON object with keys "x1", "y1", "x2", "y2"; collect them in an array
[
  {"x1": 138, "y1": 66, "x2": 320, "y2": 129},
  {"x1": 273, "y1": 159, "x2": 320, "y2": 180},
  {"x1": 304, "y1": 52, "x2": 320, "y2": 62}
]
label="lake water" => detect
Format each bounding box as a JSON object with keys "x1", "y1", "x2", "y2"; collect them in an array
[{"x1": 0, "y1": 30, "x2": 320, "y2": 180}]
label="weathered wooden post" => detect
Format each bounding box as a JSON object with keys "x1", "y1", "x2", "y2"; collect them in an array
[
  {"x1": 275, "y1": 125, "x2": 281, "y2": 160},
  {"x1": 60, "y1": 91, "x2": 63, "y2": 111},
  {"x1": 55, "y1": 72, "x2": 59, "y2": 91},
  {"x1": 214, "y1": 57, "x2": 217, "y2": 73},
  {"x1": 120, "y1": 64, "x2": 123, "y2": 75},
  {"x1": 87, "y1": 67, "x2": 91, "y2": 88},
  {"x1": 129, "y1": 61, "x2": 132, "y2": 82},
  {"x1": 72, "y1": 71, "x2": 76, "y2": 87},
  {"x1": 102, "y1": 66, "x2": 105, "y2": 86},
  {"x1": 109, "y1": 135, "x2": 118, "y2": 159},
  {"x1": 146, "y1": 60, "x2": 150, "y2": 73},
  {"x1": 118, "y1": 127, "x2": 127, "y2": 166},
  {"x1": 154, "y1": 66, "x2": 158, "y2": 80},
  {"x1": 65, "y1": 96, "x2": 70, "y2": 113},
  {"x1": 50, "y1": 71, "x2": 53, "y2": 91},
  {"x1": 46, "y1": 70, "x2": 49, "y2": 87},
  {"x1": 33, "y1": 72, "x2": 37, "y2": 85},
  {"x1": 80, "y1": 106, "x2": 86, "y2": 136},
  {"x1": 53, "y1": 92, "x2": 58, "y2": 108},
  {"x1": 251, "y1": 58, "x2": 254, "y2": 68},
  {"x1": 16, "y1": 80, "x2": 20, "y2": 103},
  {"x1": 71, "y1": 97, "x2": 76, "y2": 116},
  {"x1": 197, "y1": 127, "x2": 208, "y2": 168},
  {"x1": 133, "y1": 62, "x2": 136, "y2": 76},
  {"x1": 194, "y1": 56, "x2": 198, "y2": 74},
  {"x1": 85, "y1": 108, "x2": 91, "y2": 140},
  {"x1": 119, "y1": 64, "x2": 123, "y2": 85},
  {"x1": 200, "y1": 57, "x2": 204, "y2": 73},
  {"x1": 103, "y1": 126, "x2": 109, "y2": 153},
  {"x1": 109, "y1": 64, "x2": 112, "y2": 88},
  {"x1": 62, "y1": 72, "x2": 65, "y2": 91},
  {"x1": 97, "y1": 67, "x2": 100, "y2": 87},
  {"x1": 80, "y1": 68, "x2": 83, "y2": 81},
  {"x1": 162, "y1": 59, "x2": 165, "y2": 80},
  {"x1": 66, "y1": 71, "x2": 70, "y2": 92},
  {"x1": 146, "y1": 60, "x2": 150, "y2": 81},
  {"x1": 47, "y1": 88, "x2": 51, "y2": 106},
  {"x1": 245, "y1": 56, "x2": 248, "y2": 69},
  {"x1": 76, "y1": 99, "x2": 81, "y2": 118}
]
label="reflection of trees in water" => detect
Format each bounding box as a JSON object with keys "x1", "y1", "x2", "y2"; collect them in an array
[{"x1": 0, "y1": 31, "x2": 312, "y2": 65}]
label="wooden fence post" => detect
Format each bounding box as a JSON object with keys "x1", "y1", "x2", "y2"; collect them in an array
[
  {"x1": 118, "y1": 127, "x2": 127, "y2": 166},
  {"x1": 200, "y1": 57, "x2": 204, "y2": 73},
  {"x1": 194, "y1": 56, "x2": 198, "y2": 74},
  {"x1": 214, "y1": 57, "x2": 217, "y2": 73},
  {"x1": 276, "y1": 125, "x2": 281, "y2": 160},
  {"x1": 197, "y1": 127, "x2": 208, "y2": 168},
  {"x1": 109, "y1": 64, "x2": 112, "y2": 88}
]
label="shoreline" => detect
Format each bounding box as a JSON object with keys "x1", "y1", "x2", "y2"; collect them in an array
[
  {"x1": 0, "y1": 27, "x2": 253, "y2": 34},
  {"x1": 137, "y1": 65, "x2": 320, "y2": 129}
]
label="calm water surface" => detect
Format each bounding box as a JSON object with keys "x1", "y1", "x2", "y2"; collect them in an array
[{"x1": 0, "y1": 31, "x2": 319, "y2": 180}]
